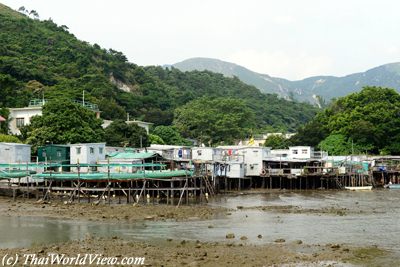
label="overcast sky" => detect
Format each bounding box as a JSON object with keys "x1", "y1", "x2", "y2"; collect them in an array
[{"x1": 2, "y1": 0, "x2": 400, "y2": 80}]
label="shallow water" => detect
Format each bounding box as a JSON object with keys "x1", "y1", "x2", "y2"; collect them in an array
[{"x1": 1, "y1": 190, "x2": 400, "y2": 252}]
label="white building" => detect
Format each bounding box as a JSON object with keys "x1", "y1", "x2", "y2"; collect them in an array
[
  {"x1": 8, "y1": 106, "x2": 42, "y2": 135},
  {"x1": 8, "y1": 99, "x2": 101, "y2": 135},
  {"x1": 70, "y1": 143, "x2": 106, "y2": 172},
  {"x1": 216, "y1": 146, "x2": 272, "y2": 177},
  {"x1": 147, "y1": 145, "x2": 192, "y2": 161},
  {"x1": 289, "y1": 146, "x2": 314, "y2": 160},
  {"x1": 0, "y1": 142, "x2": 31, "y2": 163},
  {"x1": 191, "y1": 147, "x2": 215, "y2": 162},
  {"x1": 102, "y1": 119, "x2": 153, "y2": 134}
]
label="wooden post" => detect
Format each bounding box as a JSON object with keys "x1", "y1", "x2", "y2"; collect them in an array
[{"x1": 77, "y1": 159, "x2": 81, "y2": 203}]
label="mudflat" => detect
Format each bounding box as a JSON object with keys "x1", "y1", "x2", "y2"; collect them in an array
[{"x1": 0, "y1": 197, "x2": 398, "y2": 266}]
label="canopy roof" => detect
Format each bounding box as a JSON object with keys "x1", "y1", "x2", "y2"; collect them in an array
[{"x1": 107, "y1": 152, "x2": 159, "y2": 159}]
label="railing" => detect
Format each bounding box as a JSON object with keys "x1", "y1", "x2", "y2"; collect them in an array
[
  {"x1": 28, "y1": 99, "x2": 99, "y2": 111},
  {"x1": 73, "y1": 100, "x2": 99, "y2": 111},
  {"x1": 29, "y1": 99, "x2": 47, "y2": 107}
]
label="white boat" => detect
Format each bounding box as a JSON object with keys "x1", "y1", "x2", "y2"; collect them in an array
[{"x1": 344, "y1": 186, "x2": 373, "y2": 191}]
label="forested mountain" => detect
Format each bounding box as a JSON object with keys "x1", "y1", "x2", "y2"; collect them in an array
[
  {"x1": 0, "y1": 3, "x2": 317, "y2": 136},
  {"x1": 173, "y1": 58, "x2": 400, "y2": 105}
]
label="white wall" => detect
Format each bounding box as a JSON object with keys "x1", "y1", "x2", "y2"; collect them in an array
[
  {"x1": 191, "y1": 147, "x2": 214, "y2": 161},
  {"x1": 9, "y1": 107, "x2": 42, "y2": 135},
  {"x1": 0, "y1": 143, "x2": 31, "y2": 163},
  {"x1": 216, "y1": 146, "x2": 271, "y2": 177},
  {"x1": 241, "y1": 148, "x2": 266, "y2": 176},
  {"x1": 214, "y1": 162, "x2": 244, "y2": 178},
  {"x1": 289, "y1": 146, "x2": 313, "y2": 160},
  {"x1": 70, "y1": 143, "x2": 106, "y2": 172}
]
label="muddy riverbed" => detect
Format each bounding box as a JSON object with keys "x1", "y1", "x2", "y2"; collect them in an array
[{"x1": 1, "y1": 190, "x2": 399, "y2": 266}]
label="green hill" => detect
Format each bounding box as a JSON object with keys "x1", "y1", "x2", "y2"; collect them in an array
[{"x1": 0, "y1": 3, "x2": 317, "y2": 133}]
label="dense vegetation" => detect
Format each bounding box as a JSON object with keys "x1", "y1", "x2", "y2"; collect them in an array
[
  {"x1": 0, "y1": 3, "x2": 317, "y2": 145},
  {"x1": 291, "y1": 87, "x2": 400, "y2": 155},
  {"x1": 104, "y1": 120, "x2": 149, "y2": 148},
  {"x1": 174, "y1": 97, "x2": 255, "y2": 145}
]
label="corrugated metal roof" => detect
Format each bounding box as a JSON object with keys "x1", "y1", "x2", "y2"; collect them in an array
[{"x1": 108, "y1": 152, "x2": 158, "y2": 159}]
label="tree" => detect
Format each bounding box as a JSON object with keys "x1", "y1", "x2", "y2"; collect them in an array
[
  {"x1": 0, "y1": 108, "x2": 10, "y2": 134},
  {"x1": 24, "y1": 99, "x2": 104, "y2": 151},
  {"x1": 174, "y1": 97, "x2": 256, "y2": 145},
  {"x1": 264, "y1": 135, "x2": 289, "y2": 149},
  {"x1": 152, "y1": 125, "x2": 190, "y2": 145},
  {"x1": 0, "y1": 134, "x2": 21, "y2": 143},
  {"x1": 318, "y1": 134, "x2": 352, "y2": 155},
  {"x1": 149, "y1": 134, "x2": 165, "y2": 145},
  {"x1": 105, "y1": 120, "x2": 149, "y2": 147},
  {"x1": 293, "y1": 87, "x2": 400, "y2": 155}
]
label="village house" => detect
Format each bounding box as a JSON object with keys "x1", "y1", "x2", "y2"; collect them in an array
[
  {"x1": 0, "y1": 142, "x2": 32, "y2": 164},
  {"x1": 215, "y1": 146, "x2": 272, "y2": 178},
  {"x1": 99, "y1": 151, "x2": 163, "y2": 173},
  {"x1": 7, "y1": 99, "x2": 152, "y2": 136},
  {"x1": 70, "y1": 143, "x2": 106, "y2": 172}
]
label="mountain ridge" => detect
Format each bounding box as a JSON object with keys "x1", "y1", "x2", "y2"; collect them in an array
[{"x1": 173, "y1": 57, "x2": 400, "y2": 103}]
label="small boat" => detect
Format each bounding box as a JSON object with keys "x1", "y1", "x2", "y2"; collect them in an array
[
  {"x1": 344, "y1": 186, "x2": 373, "y2": 191},
  {"x1": 386, "y1": 184, "x2": 400, "y2": 189}
]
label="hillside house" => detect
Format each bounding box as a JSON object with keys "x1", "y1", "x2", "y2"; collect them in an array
[{"x1": 8, "y1": 99, "x2": 101, "y2": 135}]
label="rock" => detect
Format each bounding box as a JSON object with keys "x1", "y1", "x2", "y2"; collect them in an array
[
  {"x1": 240, "y1": 236, "x2": 248, "y2": 240},
  {"x1": 144, "y1": 216, "x2": 155, "y2": 220},
  {"x1": 208, "y1": 225, "x2": 214, "y2": 228},
  {"x1": 295, "y1": 240, "x2": 303, "y2": 244},
  {"x1": 167, "y1": 238, "x2": 173, "y2": 242},
  {"x1": 331, "y1": 244, "x2": 340, "y2": 249},
  {"x1": 237, "y1": 206, "x2": 243, "y2": 209},
  {"x1": 195, "y1": 244, "x2": 201, "y2": 248},
  {"x1": 38, "y1": 249, "x2": 44, "y2": 254},
  {"x1": 257, "y1": 234, "x2": 263, "y2": 239},
  {"x1": 226, "y1": 212, "x2": 232, "y2": 215},
  {"x1": 180, "y1": 240, "x2": 187, "y2": 245},
  {"x1": 274, "y1": 238, "x2": 285, "y2": 243},
  {"x1": 226, "y1": 233, "x2": 235, "y2": 239}
]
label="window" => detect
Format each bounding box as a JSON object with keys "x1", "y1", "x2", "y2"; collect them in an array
[
  {"x1": 90, "y1": 147, "x2": 94, "y2": 154},
  {"x1": 302, "y1": 149, "x2": 308, "y2": 154},
  {"x1": 16, "y1": 118, "x2": 25, "y2": 128},
  {"x1": 197, "y1": 150, "x2": 202, "y2": 156},
  {"x1": 99, "y1": 147, "x2": 103, "y2": 154},
  {"x1": 293, "y1": 149, "x2": 298, "y2": 154},
  {"x1": 57, "y1": 151, "x2": 62, "y2": 157},
  {"x1": 76, "y1": 147, "x2": 81, "y2": 155}
]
